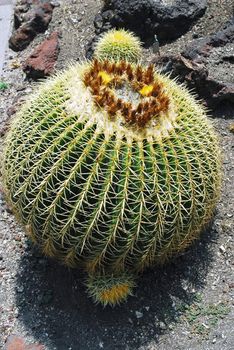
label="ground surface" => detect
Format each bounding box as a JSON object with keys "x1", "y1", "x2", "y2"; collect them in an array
[{"x1": 0, "y1": 0, "x2": 233, "y2": 349}]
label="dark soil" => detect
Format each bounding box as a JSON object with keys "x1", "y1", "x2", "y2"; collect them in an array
[{"x1": 0, "y1": 1, "x2": 233, "y2": 349}]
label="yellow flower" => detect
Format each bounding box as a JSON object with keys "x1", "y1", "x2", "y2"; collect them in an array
[
  {"x1": 98, "y1": 71, "x2": 112, "y2": 85},
  {"x1": 139, "y1": 84, "x2": 154, "y2": 96}
]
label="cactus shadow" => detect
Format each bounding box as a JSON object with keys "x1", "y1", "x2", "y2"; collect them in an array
[{"x1": 15, "y1": 222, "x2": 218, "y2": 350}]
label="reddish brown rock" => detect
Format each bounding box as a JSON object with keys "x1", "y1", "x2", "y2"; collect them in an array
[
  {"x1": 23, "y1": 32, "x2": 59, "y2": 80},
  {"x1": 4, "y1": 335, "x2": 44, "y2": 350},
  {"x1": 9, "y1": 23, "x2": 36, "y2": 52},
  {"x1": 4, "y1": 335, "x2": 24, "y2": 350},
  {"x1": 9, "y1": 1, "x2": 54, "y2": 51}
]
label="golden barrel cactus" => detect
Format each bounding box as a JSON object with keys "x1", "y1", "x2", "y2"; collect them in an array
[{"x1": 2, "y1": 30, "x2": 221, "y2": 306}]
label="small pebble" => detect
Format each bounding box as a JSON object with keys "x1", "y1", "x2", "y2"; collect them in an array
[
  {"x1": 219, "y1": 245, "x2": 226, "y2": 253},
  {"x1": 16, "y1": 286, "x2": 24, "y2": 293},
  {"x1": 159, "y1": 321, "x2": 167, "y2": 330},
  {"x1": 135, "y1": 311, "x2": 143, "y2": 319}
]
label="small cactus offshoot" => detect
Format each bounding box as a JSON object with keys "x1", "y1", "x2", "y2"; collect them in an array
[
  {"x1": 2, "y1": 30, "x2": 221, "y2": 306},
  {"x1": 94, "y1": 29, "x2": 142, "y2": 62},
  {"x1": 86, "y1": 273, "x2": 136, "y2": 306}
]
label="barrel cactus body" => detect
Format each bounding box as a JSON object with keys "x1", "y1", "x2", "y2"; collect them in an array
[{"x1": 2, "y1": 30, "x2": 221, "y2": 306}]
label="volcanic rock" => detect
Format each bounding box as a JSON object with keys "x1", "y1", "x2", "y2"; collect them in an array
[
  {"x1": 4, "y1": 334, "x2": 44, "y2": 350},
  {"x1": 9, "y1": 0, "x2": 54, "y2": 51},
  {"x1": 23, "y1": 32, "x2": 59, "y2": 80},
  {"x1": 153, "y1": 17, "x2": 234, "y2": 108},
  {"x1": 95, "y1": 0, "x2": 207, "y2": 44}
]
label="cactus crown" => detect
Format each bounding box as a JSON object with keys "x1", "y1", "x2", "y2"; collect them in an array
[
  {"x1": 66, "y1": 60, "x2": 177, "y2": 142},
  {"x1": 2, "y1": 30, "x2": 221, "y2": 306},
  {"x1": 83, "y1": 59, "x2": 171, "y2": 128}
]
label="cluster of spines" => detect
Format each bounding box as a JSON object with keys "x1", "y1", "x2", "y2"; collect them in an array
[
  {"x1": 83, "y1": 59, "x2": 170, "y2": 127},
  {"x1": 94, "y1": 29, "x2": 142, "y2": 63}
]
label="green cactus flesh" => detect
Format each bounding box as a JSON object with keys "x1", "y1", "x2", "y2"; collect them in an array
[{"x1": 3, "y1": 59, "x2": 221, "y2": 305}]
